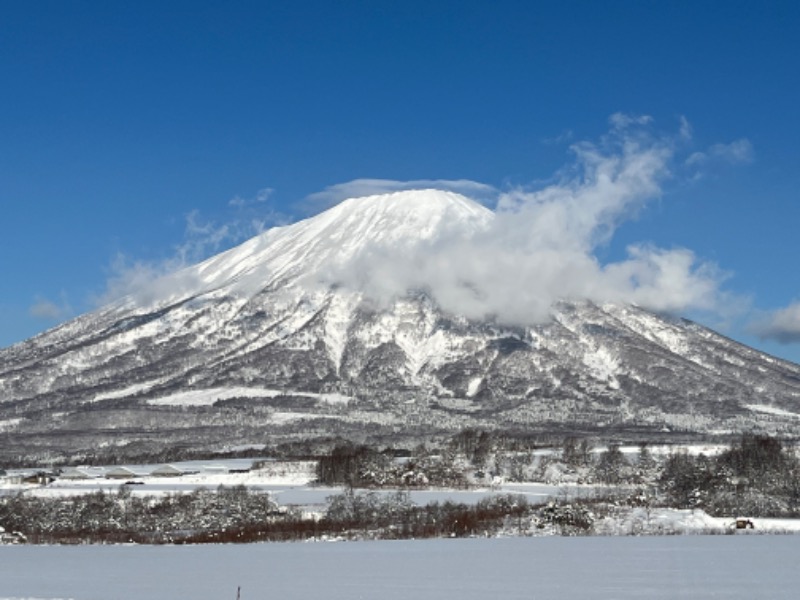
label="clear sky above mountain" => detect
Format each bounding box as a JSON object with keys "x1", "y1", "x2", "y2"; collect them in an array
[{"x1": 1, "y1": 1, "x2": 799, "y2": 363}]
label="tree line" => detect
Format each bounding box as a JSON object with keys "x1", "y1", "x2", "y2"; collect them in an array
[{"x1": 3, "y1": 432, "x2": 799, "y2": 544}]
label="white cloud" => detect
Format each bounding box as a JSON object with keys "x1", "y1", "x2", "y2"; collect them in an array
[
  {"x1": 229, "y1": 187, "x2": 274, "y2": 208},
  {"x1": 93, "y1": 253, "x2": 185, "y2": 308},
  {"x1": 542, "y1": 129, "x2": 574, "y2": 145},
  {"x1": 686, "y1": 138, "x2": 754, "y2": 167},
  {"x1": 609, "y1": 112, "x2": 653, "y2": 130},
  {"x1": 95, "y1": 116, "x2": 741, "y2": 329},
  {"x1": 750, "y1": 302, "x2": 800, "y2": 344},
  {"x1": 302, "y1": 179, "x2": 499, "y2": 212},
  {"x1": 316, "y1": 116, "x2": 729, "y2": 325},
  {"x1": 678, "y1": 115, "x2": 692, "y2": 141},
  {"x1": 29, "y1": 294, "x2": 72, "y2": 320},
  {"x1": 711, "y1": 139, "x2": 754, "y2": 163},
  {"x1": 178, "y1": 210, "x2": 233, "y2": 263}
]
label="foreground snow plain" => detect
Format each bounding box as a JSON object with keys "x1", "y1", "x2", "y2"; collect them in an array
[{"x1": 2, "y1": 536, "x2": 800, "y2": 599}]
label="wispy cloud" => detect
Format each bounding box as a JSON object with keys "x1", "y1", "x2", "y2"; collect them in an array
[
  {"x1": 302, "y1": 179, "x2": 499, "y2": 213},
  {"x1": 29, "y1": 293, "x2": 72, "y2": 321},
  {"x1": 678, "y1": 115, "x2": 692, "y2": 141},
  {"x1": 95, "y1": 187, "x2": 288, "y2": 306},
  {"x1": 608, "y1": 112, "x2": 653, "y2": 130},
  {"x1": 95, "y1": 253, "x2": 184, "y2": 307},
  {"x1": 228, "y1": 187, "x2": 274, "y2": 208},
  {"x1": 542, "y1": 129, "x2": 574, "y2": 145},
  {"x1": 686, "y1": 138, "x2": 754, "y2": 167},
  {"x1": 749, "y1": 302, "x2": 800, "y2": 344}
]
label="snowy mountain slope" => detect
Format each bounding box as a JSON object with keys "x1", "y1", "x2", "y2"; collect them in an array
[{"x1": 1, "y1": 189, "x2": 799, "y2": 461}]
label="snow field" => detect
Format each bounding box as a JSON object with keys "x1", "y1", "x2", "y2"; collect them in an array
[{"x1": 2, "y1": 536, "x2": 800, "y2": 599}]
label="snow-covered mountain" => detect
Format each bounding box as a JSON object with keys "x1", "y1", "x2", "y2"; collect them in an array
[{"x1": 2, "y1": 190, "x2": 800, "y2": 462}]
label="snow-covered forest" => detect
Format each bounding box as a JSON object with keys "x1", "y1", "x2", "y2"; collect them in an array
[{"x1": 3, "y1": 432, "x2": 800, "y2": 544}]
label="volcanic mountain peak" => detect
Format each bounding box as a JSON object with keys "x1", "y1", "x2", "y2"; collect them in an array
[{"x1": 128, "y1": 189, "x2": 493, "y2": 309}]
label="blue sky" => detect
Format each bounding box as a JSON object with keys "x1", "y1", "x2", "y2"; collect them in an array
[{"x1": 2, "y1": 0, "x2": 799, "y2": 363}]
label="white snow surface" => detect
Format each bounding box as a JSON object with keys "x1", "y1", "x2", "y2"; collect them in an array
[
  {"x1": 745, "y1": 404, "x2": 800, "y2": 419},
  {"x1": 143, "y1": 387, "x2": 351, "y2": 407},
  {"x1": 91, "y1": 381, "x2": 168, "y2": 403},
  {"x1": 3, "y1": 536, "x2": 800, "y2": 599},
  {"x1": 582, "y1": 345, "x2": 620, "y2": 385},
  {"x1": 0, "y1": 418, "x2": 22, "y2": 431}
]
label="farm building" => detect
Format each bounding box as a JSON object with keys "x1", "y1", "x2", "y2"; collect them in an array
[
  {"x1": 150, "y1": 464, "x2": 185, "y2": 477},
  {"x1": 59, "y1": 467, "x2": 97, "y2": 480},
  {"x1": 104, "y1": 466, "x2": 143, "y2": 480}
]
